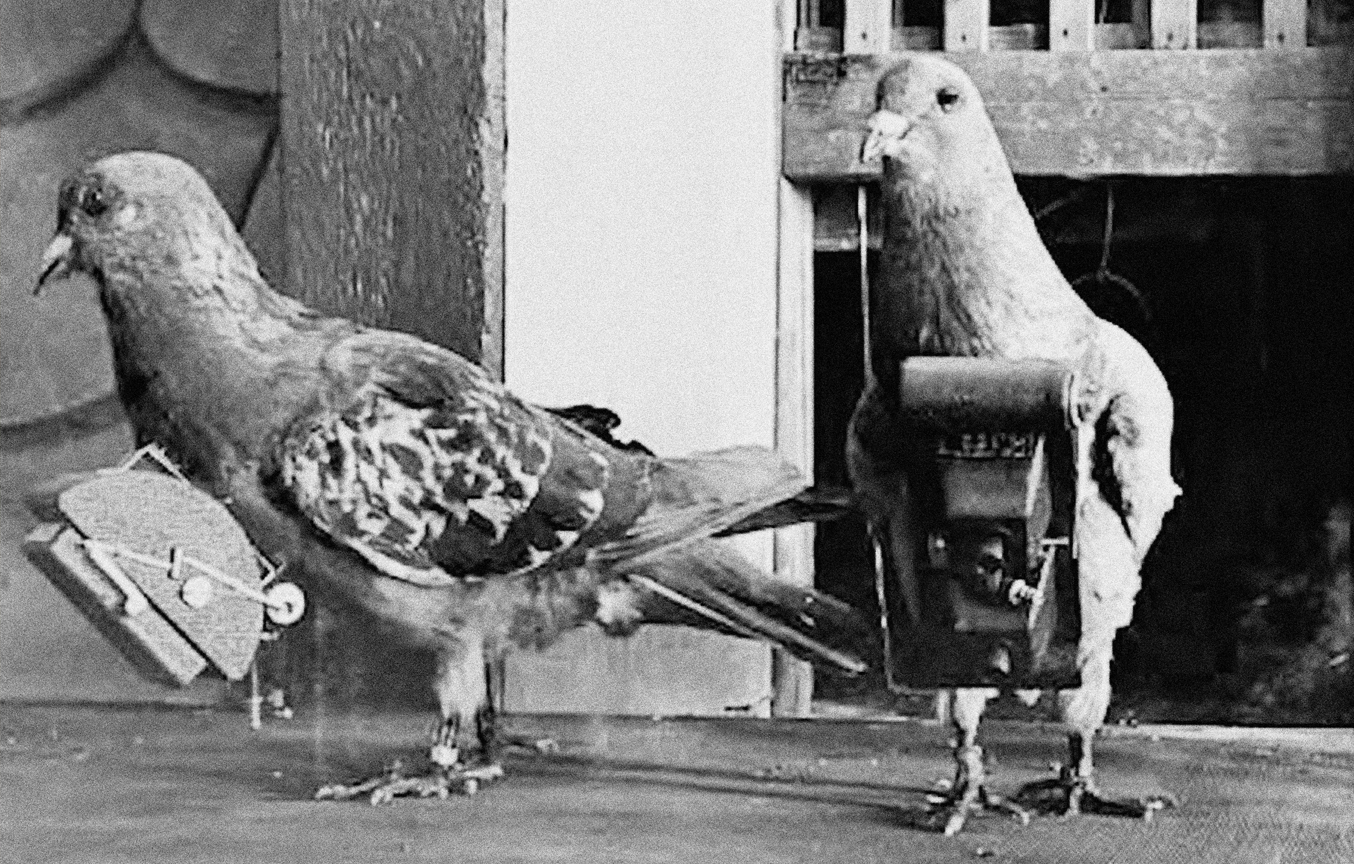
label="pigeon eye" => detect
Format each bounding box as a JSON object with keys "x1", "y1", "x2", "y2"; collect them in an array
[
  {"x1": 80, "y1": 187, "x2": 110, "y2": 218},
  {"x1": 936, "y1": 87, "x2": 961, "y2": 112}
]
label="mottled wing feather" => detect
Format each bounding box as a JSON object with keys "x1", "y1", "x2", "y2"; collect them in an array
[
  {"x1": 278, "y1": 336, "x2": 618, "y2": 584},
  {"x1": 1087, "y1": 323, "x2": 1181, "y2": 563}
]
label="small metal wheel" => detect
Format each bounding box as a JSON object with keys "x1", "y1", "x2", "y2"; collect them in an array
[{"x1": 264, "y1": 582, "x2": 306, "y2": 625}]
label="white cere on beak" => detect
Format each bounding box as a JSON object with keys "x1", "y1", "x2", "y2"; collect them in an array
[
  {"x1": 35, "y1": 233, "x2": 75, "y2": 293},
  {"x1": 111, "y1": 203, "x2": 140, "y2": 229},
  {"x1": 860, "y1": 110, "x2": 911, "y2": 163}
]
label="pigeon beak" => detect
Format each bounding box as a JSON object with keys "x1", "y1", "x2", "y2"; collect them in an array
[
  {"x1": 861, "y1": 110, "x2": 911, "y2": 164},
  {"x1": 35, "y1": 233, "x2": 75, "y2": 295}
]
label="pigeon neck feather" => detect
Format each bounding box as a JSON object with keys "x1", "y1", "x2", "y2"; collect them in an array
[
  {"x1": 95, "y1": 234, "x2": 333, "y2": 480},
  {"x1": 876, "y1": 162, "x2": 1094, "y2": 368}
]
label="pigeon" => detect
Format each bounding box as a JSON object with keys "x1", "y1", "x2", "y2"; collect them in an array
[
  {"x1": 851, "y1": 54, "x2": 1181, "y2": 834},
  {"x1": 36, "y1": 151, "x2": 871, "y2": 802}
]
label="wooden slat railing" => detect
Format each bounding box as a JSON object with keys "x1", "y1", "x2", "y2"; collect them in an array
[
  {"x1": 799, "y1": 0, "x2": 1353, "y2": 52},
  {"x1": 785, "y1": 0, "x2": 1354, "y2": 180}
]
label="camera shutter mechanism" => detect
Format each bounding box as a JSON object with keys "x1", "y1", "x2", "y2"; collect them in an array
[
  {"x1": 23, "y1": 445, "x2": 306, "y2": 689},
  {"x1": 875, "y1": 357, "x2": 1087, "y2": 690}
]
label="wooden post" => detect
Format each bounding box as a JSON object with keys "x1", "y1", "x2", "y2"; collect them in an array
[
  {"x1": 773, "y1": 0, "x2": 820, "y2": 719},
  {"x1": 944, "y1": 0, "x2": 991, "y2": 51},
  {"x1": 279, "y1": 0, "x2": 505, "y2": 372},
  {"x1": 1263, "y1": 0, "x2": 1307, "y2": 48},
  {"x1": 1151, "y1": 0, "x2": 1198, "y2": 49},
  {"x1": 845, "y1": 0, "x2": 895, "y2": 52},
  {"x1": 1050, "y1": 0, "x2": 1097, "y2": 50},
  {"x1": 1132, "y1": 0, "x2": 1152, "y2": 48},
  {"x1": 772, "y1": 180, "x2": 817, "y2": 718},
  {"x1": 278, "y1": 0, "x2": 504, "y2": 709}
]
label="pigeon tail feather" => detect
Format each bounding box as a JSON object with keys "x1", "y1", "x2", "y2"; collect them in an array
[
  {"x1": 590, "y1": 445, "x2": 807, "y2": 568},
  {"x1": 629, "y1": 539, "x2": 871, "y2": 676},
  {"x1": 716, "y1": 485, "x2": 858, "y2": 537}
]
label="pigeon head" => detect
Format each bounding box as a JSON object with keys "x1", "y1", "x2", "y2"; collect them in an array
[
  {"x1": 860, "y1": 55, "x2": 1006, "y2": 189},
  {"x1": 36, "y1": 151, "x2": 250, "y2": 297}
]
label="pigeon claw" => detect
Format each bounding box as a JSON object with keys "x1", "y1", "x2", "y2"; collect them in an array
[
  {"x1": 930, "y1": 783, "x2": 1031, "y2": 836},
  {"x1": 315, "y1": 761, "x2": 505, "y2": 804},
  {"x1": 1015, "y1": 775, "x2": 1178, "y2": 822}
]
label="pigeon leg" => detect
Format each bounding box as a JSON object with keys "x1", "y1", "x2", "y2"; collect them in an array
[
  {"x1": 476, "y1": 659, "x2": 559, "y2": 758},
  {"x1": 1016, "y1": 643, "x2": 1177, "y2": 821},
  {"x1": 475, "y1": 699, "x2": 559, "y2": 759},
  {"x1": 316, "y1": 636, "x2": 504, "y2": 803},
  {"x1": 930, "y1": 688, "x2": 1030, "y2": 836},
  {"x1": 1014, "y1": 733, "x2": 1177, "y2": 821}
]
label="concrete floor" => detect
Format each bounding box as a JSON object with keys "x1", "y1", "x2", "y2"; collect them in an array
[{"x1": 2, "y1": 703, "x2": 1352, "y2": 864}]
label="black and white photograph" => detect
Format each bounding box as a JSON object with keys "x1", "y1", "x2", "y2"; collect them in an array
[{"x1": 0, "y1": 1, "x2": 1350, "y2": 861}]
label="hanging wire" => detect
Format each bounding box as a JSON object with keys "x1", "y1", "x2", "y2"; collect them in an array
[
  {"x1": 858, "y1": 183, "x2": 901, "y2": 693},
  {"x1": 858, "y1": 185, "x2": 874, "y2": 384},
  {"x1": 1071, "y1": 182, "x2": 1152, "y2": 329},
  {"x1": 1098, "y1": 181, "x2": 1116, "y2": 272}
]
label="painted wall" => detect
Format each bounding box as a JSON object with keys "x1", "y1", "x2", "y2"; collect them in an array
[
  {"x1": 502, "y1": 1, "x2": 786, "y2": 715},
  {"x1": 0, "y1": 0, "x2": 279, "y2": 704}
]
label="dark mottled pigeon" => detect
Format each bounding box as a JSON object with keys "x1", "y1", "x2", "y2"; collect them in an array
[{"x1": 37, "y1": 151, "x2": 870, "y2": 802}]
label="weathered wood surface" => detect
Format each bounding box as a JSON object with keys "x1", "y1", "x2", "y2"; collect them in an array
[
  {"x1": 844, "y1": 0, "x2": 894, "y2": 53},
  {"x1": 773, "y1": 179, "x2": 816, "y2": 715},
  {"x1": 776, "y1": 2, "x2": 822, "y2": 718},
  {"x1": 860, "y1": 23, "x2": 1148, "y2": 51},
  {"x1": 1152, "y1": 0, "x2": 1199, "y2": 48},
  {"x1": 945, "y1": 0, "x2": 992, "y2": 51},
  {"x1": 56, "y1": 472, "x2": 264, "y2": 681},
  {"x1": 1049, "y1": 0, "x2": 1097, "y2": 51},
  {"x1": 784, "y1": 48, "x2": 1354, "y2": 179},
  {"x1": 503, "y1": 627, "x2": 773, "y2": 718},
  {"x1": 1263, "y1": 0, "x2": 1309, "y2": 49},
  {"x1": 24, "y1": 524, "x2": 209, "y2": 688},
  {"x1": 279, "y1": 0, "x2": 505, "y2": 370}
]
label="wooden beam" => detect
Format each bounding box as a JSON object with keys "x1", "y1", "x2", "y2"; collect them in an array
[
  {"x1": 1263, "y1": 0, "x2": 1308, "y2": 49},
  {"x1": 279, "y1": 0, "x2": 505, "y2": 371},
  {"x1": 772, "y1": 181, "x2": 816, "y2": 718},
  {"x1": 944, "y1": 0, "x2": 991, "y2": 51},
  {"x1": 772, "y1": 0, "x2": 818, "y2": 720},
  {"x1": 1049, "y1": 0, "x2": 1097, "y2": 50},
  {"x1": 1151, "y1": 0, "x2": 1198, "y2": 48},
  {"x1": 784, "y1": 49, "x2": 1354, "y2": 179},
  {"x1": 845, "y1": 0, "x2": 895, "y2": 53}
]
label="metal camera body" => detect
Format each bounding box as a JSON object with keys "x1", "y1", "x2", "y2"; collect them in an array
[{"x1": 879, "y1": 357, "x2": 1087, "y2": 691}]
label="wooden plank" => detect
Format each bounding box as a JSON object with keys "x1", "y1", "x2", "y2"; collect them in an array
[
  {"x1": 1264, "y1": 0, "x2": 1308, "y2": 48},
  {"x1": 944, "y1": 0, "x2": 991, "y2": 51},
  {"x1": 772, "y1": 181, "x2": 817, "y2": 717},
  {"x1": 1130, "y1": 0, "x2": 1152, "y2": 46},
  {"x1": 1199, "y1": 20, "x2": 1263, "y2": 48},
  {"x1": 503, "y1": 628, "x2": 774, "y2": 717},
  {"x1": 773, "y1": 0, "x2": 817, "y2": 719},
  {"x1": 845, "y1": 0, "x2": 895, "y2": 52},
  {"x1": 783, "y1": 49, "x2": 1354, "y2": 179},
  {"x1": 279, "y1": 0, "x2": 505, "y2": 367},
  {"x1": 1049, "y1": 0, "x2": 1097, "y2": 50},
  {"x1": 896, "y1": 23, "x2": 1143, "y2": 49},
  {"x1": 1151, "y1": 0, "x2": 1198, "y2": 48},
  {"x1": 278, "y1": 0, "x2": 504, "y2": 710}
]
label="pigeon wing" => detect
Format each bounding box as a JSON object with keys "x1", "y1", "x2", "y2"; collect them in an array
[{"x1": 277, "y1": 334, "x2": 629, "y2": 585}]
